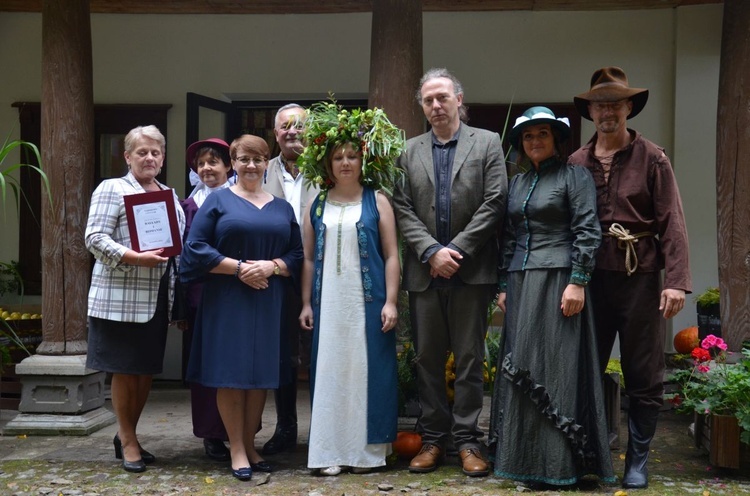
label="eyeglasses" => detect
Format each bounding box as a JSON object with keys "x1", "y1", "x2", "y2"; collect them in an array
[
  {"x1": 233, "y1": 156, "x2": 268, "y2": 165},
  {"x1": 590, "y1": 100, "x2": 629, "y2": 112}
]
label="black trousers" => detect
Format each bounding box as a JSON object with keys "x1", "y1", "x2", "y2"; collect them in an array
[{"x1": 590, "y1": 270, "x2": 665, "y2": 409}]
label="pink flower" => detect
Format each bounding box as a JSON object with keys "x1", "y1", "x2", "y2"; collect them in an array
[
  {"x1": 697, "y1": 364, "x2": 710, "y2": 373},
  {"x1": 716, "y1": 340, "x2": 728, "y2": 351},
  {"x1": 701, "y1": 335, "x2": 718, "y2": 349}
]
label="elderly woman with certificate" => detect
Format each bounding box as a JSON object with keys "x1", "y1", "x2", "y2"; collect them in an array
[{"x1": 85, "y1": 125, "x2": 185, "y2": 474}]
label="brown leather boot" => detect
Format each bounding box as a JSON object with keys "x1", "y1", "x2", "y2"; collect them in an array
[
  {"x1": 409, "y1": 444, "x2": 443, "y2": 473},
  {"x1": 459, "y1": 447, "x2": 489, "y2": 477}
]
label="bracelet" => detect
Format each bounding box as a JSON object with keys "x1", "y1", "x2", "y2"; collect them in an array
[
  {"x1": 235, "y1": 259, "x2": 243, "y2": 278},
  {"x1": 136, "y1": 253, "x2": 141, "y2": 265}
]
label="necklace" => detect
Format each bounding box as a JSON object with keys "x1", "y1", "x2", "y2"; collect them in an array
[{"x1": 327, "y1": 187, "x2": 362, "y2": 204}]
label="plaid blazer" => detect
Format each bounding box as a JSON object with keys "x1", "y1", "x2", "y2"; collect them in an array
[{"x1": 85, "y1": 172, "x2": 186, "y2": 323}]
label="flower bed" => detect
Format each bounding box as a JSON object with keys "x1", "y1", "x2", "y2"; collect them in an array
[{"x1": 668, "y1": 334, "x2": 750, "y2": 469}]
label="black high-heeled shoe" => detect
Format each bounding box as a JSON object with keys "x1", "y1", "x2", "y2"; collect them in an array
[
  {"x1": 114, "y1": 434, "x2": 156, "y2": 464},
  {"x1": 122, "y1": 458, "x2": 146, "y2": 473}
]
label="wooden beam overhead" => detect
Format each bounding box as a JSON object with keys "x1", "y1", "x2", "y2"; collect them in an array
[{"x1": 0, "y1": 0, "x2": 722, "y2": 14}]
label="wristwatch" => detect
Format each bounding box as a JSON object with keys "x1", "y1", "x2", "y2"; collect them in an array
[{"x1": 273, "y1": 260, "x2": 281, "y2": 276}]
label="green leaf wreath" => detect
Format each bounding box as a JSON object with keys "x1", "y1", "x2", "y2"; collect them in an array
[{"x1": 298, "y1": 99, "x2": 406, "y2": 195}]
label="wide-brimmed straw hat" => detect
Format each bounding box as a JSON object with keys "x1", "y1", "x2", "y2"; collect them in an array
[
  {"x1": 574, "y1": 66, "x2": 649, "y2": 121},
  {"x1": 508, "y1": 106, "x2": 570, "y2": 150},
  {"x1": 185, "y1": 138, "x2": 231, "y2": 172}
]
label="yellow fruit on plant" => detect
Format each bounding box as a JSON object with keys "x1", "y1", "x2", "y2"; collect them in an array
[
  {"x1": 8, "y1": 312, "x2": 21, "y2": 320},
  {"x1": 0, "y1": 311, "x2": 9, "y2": 319},
  {"x1": 21, "y1": 313, "x2": 31, "y2": 320}
]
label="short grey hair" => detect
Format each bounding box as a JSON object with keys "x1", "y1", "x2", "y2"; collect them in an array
[
  {"x1": 274, "y1": 103, "x2": 305, "y2": 129},
  {"x1": 415, "y1": 68, "x2": 465, "y2": 103},
  {"x1": 124, "y1": 125, "x2": 166, "y2": 153}
]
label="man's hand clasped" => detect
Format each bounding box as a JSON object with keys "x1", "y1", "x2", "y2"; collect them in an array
[{"x1": 429, "y1": 247, "x2": 463, "y2": 279}]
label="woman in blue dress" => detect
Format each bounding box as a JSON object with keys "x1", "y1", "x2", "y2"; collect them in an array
[
  {"x1": 489, "y1": 107, "x2": 614, "y2": 487},
  {"x1": 180, "y1": 134, "x2": 303, "y2": 481}
]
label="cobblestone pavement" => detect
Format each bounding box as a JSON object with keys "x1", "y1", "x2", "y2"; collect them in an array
[{"x1": 1, "y1": 384, "x2": 749, "y2": 495}]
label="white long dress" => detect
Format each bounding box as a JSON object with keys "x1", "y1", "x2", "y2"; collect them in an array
[{"x1": 307, "y1": 199, "x2": 389, "y2": 469}]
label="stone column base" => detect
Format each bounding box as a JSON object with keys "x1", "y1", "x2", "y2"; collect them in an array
[
  {"x1": 2, "y1": 406, "x2": 115, "y2": 436},
  {"x1": 2, "y1": 354, "x2": 115, "y2": 435}
]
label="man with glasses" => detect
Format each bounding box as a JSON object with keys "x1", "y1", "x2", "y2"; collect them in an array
[
  {"x1": 570, "y1": 67, "x2": 691, "y2": 489},
  {"x1": 261, "y1": 103, "x2": 319, "y2": 455}
]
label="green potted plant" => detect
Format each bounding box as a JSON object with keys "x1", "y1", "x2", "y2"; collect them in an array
[
  {"x1": 696, "y1": 286, "x2": 721, "y2": 341},
  {"x1": 667, "y1": 334, "x2": 750, "y2": 468},
  {"x1": 0, "y1": 133, "x2": 48, "y2": 381}
]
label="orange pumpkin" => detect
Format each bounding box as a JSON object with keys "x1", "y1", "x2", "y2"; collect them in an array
[
  {"x1": 392, "y1": 431, "x2": 422, "y2": 458},
  {"x1": 674, "y1": 326, "x2": 699, "y2": 354}
]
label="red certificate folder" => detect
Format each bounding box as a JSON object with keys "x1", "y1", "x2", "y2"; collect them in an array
[{"x1": 123, "y1": 189, "x2": 182, "y2": 258}]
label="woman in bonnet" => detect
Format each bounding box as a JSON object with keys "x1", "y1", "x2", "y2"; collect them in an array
[
  {"x1": 489, "y1": 106, "x2": 614, "y2": 487},
  {"x1": 180, "y1": 138, "x2": 233, "y2": 462}
]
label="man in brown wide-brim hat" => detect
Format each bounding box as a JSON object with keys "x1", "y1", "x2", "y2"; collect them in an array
[{"x1": 569, "y1": 66, "x2": 692, "y2": 490}]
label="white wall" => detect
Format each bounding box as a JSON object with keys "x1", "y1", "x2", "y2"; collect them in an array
[
  {"x1": 672, "y1": 5, "x2": 723, "y2": 333},
  {"x1": 0, "y1": 5, "x2": 724, "y2": 371}
]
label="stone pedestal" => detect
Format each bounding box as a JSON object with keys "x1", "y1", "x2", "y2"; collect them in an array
[{"x1": 2, "y1": 354, "x2": 115, "y2": 436}]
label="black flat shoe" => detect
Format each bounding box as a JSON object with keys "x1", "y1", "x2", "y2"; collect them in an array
[
  {"x1": 114, "y1": 434, "x2": 156, "y2": 464},
  {"x1": 122, "y1": 458, "x2": 146, "y2": 473},
  {"x1": 231, "y1": 466, "x2": 252, "y2": 481},
  {"x1": 250, "y1": 460, "x2": 273, "y2": 473},
  {"x1": 203, "y1": 438, "x2": 230, "y2": 462}
]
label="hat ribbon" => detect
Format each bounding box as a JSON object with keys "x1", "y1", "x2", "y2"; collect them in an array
[{"x1": 514, "y1": 114, "x2": 570, "y2": 127}]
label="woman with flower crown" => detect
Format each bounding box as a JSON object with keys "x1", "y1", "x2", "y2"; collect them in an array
[{"x1": 298, "y1": 102, "x2": 405, "y2": 476}]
